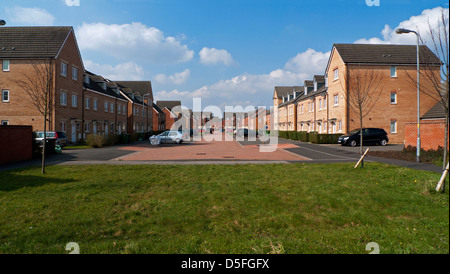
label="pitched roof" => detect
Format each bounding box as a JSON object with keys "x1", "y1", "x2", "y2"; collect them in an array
[
  {"x1": 333, "y1": 43, "x2": 441, "y2": 65},
  {"x1": 114, "y1": 81, "x2": 153, "y2": 99},
  {"x1": 421, "y1": 103, "x2": 447, "y2": 119},
  {"x1": 83, "y1": 71, "x2": 128, "y2": 101},
  {"x1": 156, "y1": 101, "x2": 182, "y2": 111},
  {"x1": 153, "y1": 103, "x2": 163, "y2": 113},
  {"x1": 0, "y1": 26, "x2": 73, "y2": 59},
  {"x1": 274, "y1": 86, "x2": 301, "y2": 99}
]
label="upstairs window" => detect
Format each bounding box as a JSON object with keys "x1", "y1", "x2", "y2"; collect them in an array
[
  {"x1": 2, "y1": 90, "x2": 9, "y2": 102},
  {"x1": 85, "y1": 98, "x2": 90, "y2": 110},
  {"x1": 71, "y1": 94, "x2": 78, "y2": 107},
  {"x1": 390, "y1": 66, "x2": 397, "y2": 77},
  {"x1": 104, "y1": 102, "x2": 109, "y2": 112},
  {"x1": 60, "y1": 92, "x2": 67, "y2": 106},
  {"x1": 72, "y1": 67, "x2": 78, "y2": 81},
  {"x1": 334, "y1": 94, "x2": 339, "y2": 106},
  {"x1": 2, "y1": 60, "x2": 10, "y2": 72},
  {"x1": 390, "y1": 121, "x2": 397, "y2": 133},
  {"x1": 93, "y1": 99, "x2": 98, "y2": 111},
  {"x1": 61, "y1": 62, "x2": 68, "y2": 77},
  {"x1": 333, "y1": 68, "x2": 339, "y2": 80},
  {"x1": 390, "y1": 92, "x2": 397, "y2": 104},
  {"x1": 110, "y1": 103, "x2": 114, "y2": 113}
]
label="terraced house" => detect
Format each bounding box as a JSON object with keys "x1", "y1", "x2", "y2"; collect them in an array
[
  {"x1": 273, "y1": 43, "x2": 442, "y2": 144},
  {"x1": 0, "y1": 26, "x2": 84, "y2": 141},
  {"x1": 0, "y1": 26, "x2": 155, "y2": 143}
]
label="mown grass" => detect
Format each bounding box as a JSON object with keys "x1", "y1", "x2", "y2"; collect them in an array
[{"x1": 0, "y1": 163, "x2": 448, "y2": 254}]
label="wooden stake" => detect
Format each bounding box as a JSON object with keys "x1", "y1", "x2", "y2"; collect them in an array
[
  {"x1": 355, "y1": 148, "x2": 370, "y2": 169},
  {"x1": 436, "y1": 162, "x2": 449, "y2": 192}
]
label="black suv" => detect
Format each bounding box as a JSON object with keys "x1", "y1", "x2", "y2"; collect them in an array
[{"x1": 338, "y1": 128, "x2": 389, "y2": 147}]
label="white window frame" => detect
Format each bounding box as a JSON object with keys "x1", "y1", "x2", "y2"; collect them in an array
[
  {"x1": 390, "y1": 66, "x2": 397, "y2": 78},
  {"x1": 338, "y1": 121, "x2": 342, "y2": 132},
  {"x1": 319, "y1": 99, "x2": 322, "y2": 110},
  {"x1": 333, "y1": 68, "x2": 339, "y2": 80},
  {"x1": 391, "y1": 121, "x2": 397, "y2": 133},
  {"x1": 2, "y1": 90, "x2": 9, "y2": 102},
  {"x1": 2, "y1": 60, "x2": 10, "y2": 72},
  {"x1": 61, "y1": 62, "x2": 68, "y2": 77},
  {"x1": 110, "y1": 103, "x2": 114, "y2": 113},
  {"x1": 60, "y1": 121, "x2": 67, "y2": 132},
  {"x1": 72, "y1": 66, "x2": 78, "y2": 81},
  {"x1": 391, "y1": 92, "x2": 397, "y2": 104},
  {"x1": 60, "y1": 92, "x2": 67, "y2": 106},
  {"x1": 85, "y1": 97, "x2": 90, "y2": 110},
  {"x1": 334, "y1": 95, "x2": 339, "y2": 106},
  {"x1": 93, "y1": 99, "x2": 98, "y2": 111},
  {"x1": 104, "y1": 102, "x2": 109, "y2": 112},
  {"x1": 118, "y1": 104, "x2": 121, "y2": 114},
  {"x1": 71, "y1": 94, "x2": 78, "y2": 108}
]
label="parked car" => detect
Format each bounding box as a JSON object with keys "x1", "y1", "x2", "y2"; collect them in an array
[
  {"x1": 150, "y1": 130, "x2": 188, "y2": 144},
  {"x1": 33, "y1": 131, "x2": 68, "y2": 148},
  {"x1": 337, "y1": 128, "x2": 389, "y2": 147},
  {"x1": 236, "y1": 128, "x2": 259, "y2": 138}
]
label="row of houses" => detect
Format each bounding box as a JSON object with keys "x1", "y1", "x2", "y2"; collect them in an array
[
  {"x1": 272, "y1": 43, "x2": 443, "y2": 144},
  {"x1": 0, "y1": 26, "x2": 184, "y2": 143}
]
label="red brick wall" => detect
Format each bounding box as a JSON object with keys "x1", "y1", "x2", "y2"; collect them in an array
[
  {"x1": 0, "y1": 125, "x2": 33, "y2": 164},
  {"x1": 404, "y1": 119, "x2": 449, "y2": 150}
]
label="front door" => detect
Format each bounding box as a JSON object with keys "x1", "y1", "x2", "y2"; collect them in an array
[{"x1": 71, "y1": 123, "x2": 76, "y2": 143}]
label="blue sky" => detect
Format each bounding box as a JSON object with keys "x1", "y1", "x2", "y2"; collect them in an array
[{"x1": 1, "y1": 0, "x2": 449, "y2": 109}]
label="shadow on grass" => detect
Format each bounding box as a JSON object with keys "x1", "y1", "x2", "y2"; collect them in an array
[{"x1": 0, "y1": 172, "x2": 75, "y2": 192}]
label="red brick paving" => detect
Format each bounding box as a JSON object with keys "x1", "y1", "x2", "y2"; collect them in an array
[{"x1": 116, "y1": 135, "x2": 309, "y2": 161}]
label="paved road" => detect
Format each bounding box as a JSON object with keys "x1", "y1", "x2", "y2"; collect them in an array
[{"x1": 0, "y1": 138, "x2": 443, "y2": 174}]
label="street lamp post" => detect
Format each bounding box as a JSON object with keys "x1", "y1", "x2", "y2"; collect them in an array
[{"x1": 395, "y1": 28, "x2": 421, "y2": 163}]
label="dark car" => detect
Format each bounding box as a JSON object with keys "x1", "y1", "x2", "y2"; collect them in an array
[{"x1": 337, "y1": 128, "x2": 389, "y2": 147}]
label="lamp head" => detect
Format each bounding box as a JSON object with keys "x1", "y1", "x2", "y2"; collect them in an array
[
  {"x1": 395, "y1": 28, "x2": 412, "y2": 34},
  {"x1": 0, "y1": 20, "x2": 6, "y2": 26}
]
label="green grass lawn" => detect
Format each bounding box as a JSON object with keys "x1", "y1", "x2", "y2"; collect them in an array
[{"x1": 0, "y1": 163, "x2": 448, "y2": 254}]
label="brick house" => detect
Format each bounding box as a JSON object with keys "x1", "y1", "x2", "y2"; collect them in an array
[
  {"x1": 152, "y1": 103, "x2": 165, "y2": 131},
  {"x1": 0, "y1": 27, "x2": 84, "y2": 142},
  {"x1": 274, "y1": 43, "x2": 442, "y2": 144},
  {"x1": 82, "y1": 71, "x2": 129, "y2": 140},
  {"x1": 115, "y1": 81, "x2": 153, "y2": 134},
  {"x1": 156, "y1": 101, "x2": 182, "y2": 130},
  {"x1": 405, "y1": 103, "x2": 449, "y2": 150}
]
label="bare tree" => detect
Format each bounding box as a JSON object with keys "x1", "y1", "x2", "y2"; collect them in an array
[
  {"x1": 344, "y1": 66, "x2": 384, "y2": 163},
  {"x1": 15, "y1": 58, "x2": 55, "y2": 174},
  {"x1": 405, "y1": 9, "x2": 449, "y2": 190}
]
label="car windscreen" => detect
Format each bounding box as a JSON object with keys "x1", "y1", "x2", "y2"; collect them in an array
[{"x1": 348, "y1": 129, "x2": 360, "y2": 134}]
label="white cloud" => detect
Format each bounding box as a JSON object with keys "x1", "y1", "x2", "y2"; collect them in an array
[
  {"x1": 155, "y1": 69, "x2": 191, "y2": 85},
  {"x1": 355, "y1": 6, "x2": 449, "y2": 45},
  {"x1": 155, "y1": 49, "x2": 330, "y2": 108},
  {"x1": 199, "y1": 47, "x2": 235, "y2": 66},
  {"x1": 76, "y1": 22, "x2": 194, "y2": 65},
  {"x1": 84, "y1": 60, "x2": 145, "y2": 81},
  {"x1": 6, "y1": 6, "x2": 55, "y2": 26}
]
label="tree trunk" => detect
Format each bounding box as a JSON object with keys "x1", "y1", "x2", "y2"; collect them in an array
[
  {"x1": 42, "y1": 114, "x2": 47, "y2": 174},
  {"x1": 442, "y1": 112, "x2": 448, "y2": 192},
  {"x1": 360, "y1": 116, "x2": 364, "y2": 168}
]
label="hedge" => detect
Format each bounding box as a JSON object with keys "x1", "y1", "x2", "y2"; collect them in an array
[{"x1": 278, "y1": 131, "x2": 342, "y2": 144}]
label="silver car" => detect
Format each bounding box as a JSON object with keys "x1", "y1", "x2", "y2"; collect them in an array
[{"x1": 150, "y1": 130, "x2": 188, "y2": 144}]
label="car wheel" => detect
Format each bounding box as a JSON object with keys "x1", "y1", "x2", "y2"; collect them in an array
[
  {"x1": 380, "y1": 139, "x2": 387, "y2": 146},
  {"x1": 349, "y1": 140, "x2": 357, "y2": 147},
  {"x1": 175, "y1": 139, "x2": 181, "y2": 144}
]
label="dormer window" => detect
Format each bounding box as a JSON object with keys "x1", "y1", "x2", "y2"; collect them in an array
[
  {"x1": 325, "y1": 74, "x2": 328, "y2": 87},
  {"x1": 314, "y1": 81, "x2": 317, "y2": 91},
  {"x1": 304, "y1": 86, "x2": 308, "y2": 95}
]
